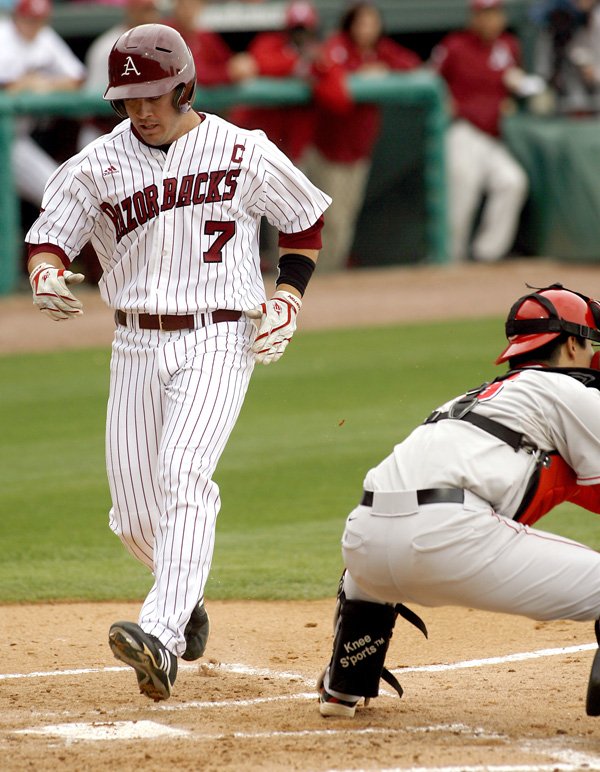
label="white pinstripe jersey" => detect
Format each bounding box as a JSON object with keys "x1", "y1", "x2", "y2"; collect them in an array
[{"x1": 26, "y1": 112, "x2": 331, "y2": 313}]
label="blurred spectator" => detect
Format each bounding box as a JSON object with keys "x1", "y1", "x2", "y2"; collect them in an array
[
  {"x1": 533, "y1": 0, "x2": 600, "y2": 114},
  {"x1": 307, "y1": 1, "x2": 421, "y2": 272},
  {"x1": 0, "y1": 0, "x2": 85, "y2": 207},
  {"x1": 230, "y1": 1, "x2": 321, "y2": 272},
  {"x1": 431, "y1": 0, "x2": 544, "y2": 263},
  {"x1": 231, "y1": 1, "x2": 321, "y2": 166},
  {"x1": 78, "y1": 0, "x2": 161, "y2": 149},
  {"x1": 164, "y1": 0, "x2": 257, "y2": 86}
]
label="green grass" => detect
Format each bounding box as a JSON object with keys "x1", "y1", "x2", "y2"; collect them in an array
[{"x1": 1, "y1": 318, "x2": 599, "y2": 603}]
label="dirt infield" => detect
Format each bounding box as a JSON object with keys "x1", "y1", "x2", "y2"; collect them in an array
[
  {"x1": 3, "y1": 258, "x2": 600, "y2": 771},
  {"x1": 2, "y1": 601, "x2": 600, "y2": 771}
]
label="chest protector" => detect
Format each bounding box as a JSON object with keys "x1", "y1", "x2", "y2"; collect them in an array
[{"x1": 424, "y1": 367, "x2": 600, "y2": 524}]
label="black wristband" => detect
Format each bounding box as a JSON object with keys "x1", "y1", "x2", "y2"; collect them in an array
[{"x1": 275, "y1": 253, "x2": 316, "y2": 297}]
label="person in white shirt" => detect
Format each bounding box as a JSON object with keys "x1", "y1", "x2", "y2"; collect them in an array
[{"x1": 0, "y1": 0, "x2": 85, "y2": 205}]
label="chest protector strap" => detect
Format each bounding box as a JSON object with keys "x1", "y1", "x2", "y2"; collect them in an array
[
  {"x1": 423, "y1": 379, "x2": 549, "y2": 520},
  {"x1": 424, "y1": 378, "x2": 535, "y2": 453},
  {"x1": 425, "y1": 408, "x2": 528, "y2": 451}
]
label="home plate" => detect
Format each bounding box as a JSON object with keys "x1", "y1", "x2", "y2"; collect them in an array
[{"x1": 16, "y1": 720, "x2": 190, "y2": 742}]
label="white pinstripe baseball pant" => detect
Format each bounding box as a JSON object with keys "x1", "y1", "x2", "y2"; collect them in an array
[{"x1": 106, "y1": 316, "x2": 255, "y2": 656}]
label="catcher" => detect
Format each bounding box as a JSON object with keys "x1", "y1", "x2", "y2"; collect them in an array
[{"x1": 318, "y1": 284, "x2": 600, "y2": 718}]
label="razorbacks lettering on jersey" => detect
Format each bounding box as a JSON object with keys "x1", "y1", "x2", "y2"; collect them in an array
[{"x1": 25, "y1": 113, "x2": 331, "y2": 313}]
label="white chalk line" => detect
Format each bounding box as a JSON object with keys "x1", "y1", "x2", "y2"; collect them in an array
[
  {"x1": 1, "y1": 642, "x2": 595, "y2": 686},
  {"x1": 392, "y1": 643, "x2": 597, "y2": 674},
  {"x1": 0, "y1": 661, "x2": 309, "y2": 684},
  {"x1": 2, "y1": 644, "x2": 596, "y2": 721}
]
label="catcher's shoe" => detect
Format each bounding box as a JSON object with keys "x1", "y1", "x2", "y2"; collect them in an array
[
  {"x1": 317, "y1": 667, "x2": 359, "y2": 718},
  {"x1": 182, "y1": 602, "x2": 210, "y2": 662},
  {"x1": 319, "y1": 687, "x2": 359, "y2": 718},
  {"x1": 109, "y1": 621, "x2": 177, "y2": 702}
]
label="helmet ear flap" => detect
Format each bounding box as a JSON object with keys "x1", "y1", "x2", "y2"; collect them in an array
[
  {"x1": 173, "y1": 80, "x2": 196, "y2": 113},
  {"x1": 110, "y1": 99, "x2": 128, "y2": 119}
]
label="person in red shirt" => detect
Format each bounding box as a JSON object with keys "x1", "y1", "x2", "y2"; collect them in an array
[
  {"x1": 229, "y1": 0, "x2": 322, "y2": 272},
  {"x1": 432, "y1": 0, "x2": 544, "y2": 263},
  {"x1": 231, "y1": 0, "x2": 321, "y2": 166},
  {"x1": 164, "y1": 0, "x2": 257, "y2": 87},
  {"x1": 307, "y1": 1, "x2": 421, "y2": 272}
]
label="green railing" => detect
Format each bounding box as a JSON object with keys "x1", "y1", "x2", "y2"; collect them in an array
[
  {"x1": 50, "y1": 0, "x2": 534, "y2": 38},
  {"x1": 0, "y1": 70, "x2": 448, "y2": 295}
]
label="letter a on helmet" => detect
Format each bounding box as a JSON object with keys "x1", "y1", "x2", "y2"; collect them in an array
[{"x1": 103, "y1": 24, "x2": 196, "y2": 118}]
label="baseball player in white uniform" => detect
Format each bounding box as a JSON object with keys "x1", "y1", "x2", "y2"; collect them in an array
[
  {"x1": 318, "y1": 284, "x2": 600, "y2": 719},
  {"x1": 25, "y1": 24, "x2": 330, "y2": 702}
]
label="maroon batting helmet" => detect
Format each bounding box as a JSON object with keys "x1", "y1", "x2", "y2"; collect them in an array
[
  {"x1": 103, "y1": 24, "x2": 196, "y2": 118},
  {"x1": 495, "y1": 284, "x2": 600, "y2": 364}
]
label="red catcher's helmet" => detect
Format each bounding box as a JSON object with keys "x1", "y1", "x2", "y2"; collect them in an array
[
  {"x1": 103, "y1": 24, "x2": 196, "y2": 119},
  {"x1": 495, "y1": 284, "x2": 600, "y2": 364}
]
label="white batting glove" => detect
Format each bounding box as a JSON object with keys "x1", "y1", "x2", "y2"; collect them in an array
[
  {"x1": 29, "y1": 262, "x2": 85, "y2": 321},
  {"x1": 245, "y1": 290, "x2": 302, "y2": 365}
]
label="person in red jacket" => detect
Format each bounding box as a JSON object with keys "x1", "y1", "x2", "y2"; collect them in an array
[
  {"x1": 231, "y1": 0, "x2": 321, "y2": 166},
  {"x1": 431, "y1": 0, "x2": 545, "y2": 263},
  {"x1": 230, "y1": 0, "x2": 322, "y2": 271},
  {"x1": 307, "y1": 1, "x2": 421, "y2": 272},
  {"x1": 164, "y1": 0, "x2": 257, "y2": 87}
]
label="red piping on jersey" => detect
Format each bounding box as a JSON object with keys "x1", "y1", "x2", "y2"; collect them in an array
[
  {"x1": 491, "y1": 510, "x2": 597, "y2": 551},
  {"x1": 27, "y1": 243, "x2": 70, "y2": 269},
  {"x1": 278, "y1": 214, "x2": 324, "y2": 250}
]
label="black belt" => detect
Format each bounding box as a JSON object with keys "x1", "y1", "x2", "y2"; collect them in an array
[
  {"x1": 360, "y1": 488, "x2": 465, "y2": 508},
  {"x1": 116, "y1": 309, "x2": 242, "y2": 331}
]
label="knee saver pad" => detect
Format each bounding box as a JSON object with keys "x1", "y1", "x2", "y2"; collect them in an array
[{"x1": 328, "y1": 598, "x2": 397, "y2": 699}]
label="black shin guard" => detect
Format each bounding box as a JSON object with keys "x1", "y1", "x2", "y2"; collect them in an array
[{"x1": 328, "y1": 599, "x2": 400, "y2": 699}]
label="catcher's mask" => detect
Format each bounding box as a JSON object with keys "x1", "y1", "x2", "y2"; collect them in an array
[
  {"x1": 495, "y1": 283, "x2": 600, "y2": 365},
  {"x1": 103, "y1": 24, "x2": 196, "y2": 119}
]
